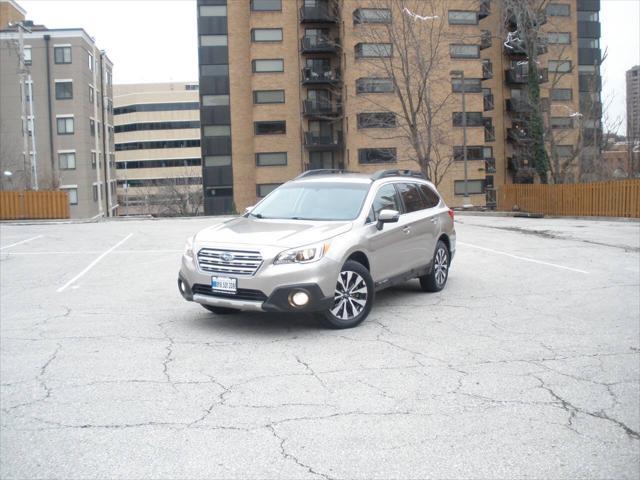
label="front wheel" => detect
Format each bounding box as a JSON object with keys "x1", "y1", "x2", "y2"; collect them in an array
[
  {"x1": 419, "y1": 240, "x2": 450, "y2": 292},
  {"x1": 317, "y1": 260, "x2": 374, "y2": 329}
]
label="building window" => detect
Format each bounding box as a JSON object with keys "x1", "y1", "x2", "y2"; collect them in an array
[
  {"x1": 56, "y1": 117, "x2": 74, "y2": 134},
  {"x1": 92, "y1": 184, "x2": 99, "y2": 202},
  {"x1": 200, "y1": 5, "x2": 227, "y2": 16},
  {"x1": 448, "y1": 11, "x2": 477, "y2": 25},
  {"x1": 204, "y1": 155, "x2": 232, "y2": 167},
  {"x1": 551, "y1": 88, "x2": 573, "y2": 101},
  {"x1": 256, "y1": 152, "x2": 287, "y2": 166},
  {"x1": 579, "y1": 38, "x2": 600, "y2": 48},
  {"x1": 201, "y1": 64, "x2": 229, "y2": 76},
  {"x1": 252, "y1": 28, "x2": 283, "y2": 42},
  {"x1": 54, "y1": 46, "x2": 72, "y2": 64},
  {"x1": 454, "y1": 179, "x2": 484, "y2": 195},
  {"x1": 55, "y1": 81, "x2": 73, "y2": 100},
  {"x1": 353, "y1": 8, "x2": 391, "y2": 24},
  {"x1": 203, "y1": 125, "x2": 231, "y2": 136},
  {"x1": 202, "y1": 94, "x2": 230, "y2": 106},
  {"x1": 549, "y1": 60, "x2": 572, "y2": 72},
  {"x1": 257, "y1": 183, "x2": 281, "y2": 197},
  {"x1": 451, "y1": 78, "x2": 482, "y2": 93},
  {"x1": 24, "y1": 46, "x2": 32, "y2": 65},
  {"x1": 251, "y1": 0, "x2": 281, "y2": 12},
  {"x1": 453, "y1": 146, "x2": 492, "y2": 161},
  {"x1": 355, "y1": 43, "x2": 392, "y2": 58},
  {"x1": 200, "y1": 35, "x2": 228, "y2": 47},
  {"x1": 254, "y1": 121, "x2": 286, "y2": 135},
  {"x1": 554, "y1": 145, "x2": 574, "y2": 157},
  {"x1": 58, "y1": 152, "x2": 76, "y2": 170},
  {"x1": 547, "y1": 32, "x2": 571, "y2": 45},
  {"x1": 90, "y1": 119, "x2": 96, "y2": 136},
  {"x1": 253, "y1": 90, "x2": 285, "y2": 104},
  {"x1": 252, "y1": 59, "x2": 284, "y2": 73},
  {"x1": 88, "y1": 52, "x2": 94, "y2": 71},
  {"x1": 61, "y1": 187, "x2": 78, "y2": 205},
  {"x1": 452, "y1": 112, "x2": 483, "y2": 126},
  {"x1": 578, "y1": 11, "x2": 598, "y2": 21},
  {"x1": 449, "y1": 44, "x2": 480, "y2": 58},
  {"x1": 356, "y1": 77, "x2": 394, "y2": 93},
  {"x1": 357, "y1": 112, "x2": 396, "y2": 128},
  {"x1": 551, "y1": 117, "x2": 573, "y2": 129},
  {"x1": 89, "y1": 85, "x2": 94, "y2": 104},
  {"x1": 547, "y1": 3, "x2": 570, "y2": 16},
  {"x1": 358, "y1": 148, "x2": 397, "y2": 164}
]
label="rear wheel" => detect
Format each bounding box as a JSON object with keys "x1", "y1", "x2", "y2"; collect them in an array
[
  {"x1": 419, "y1": 240, "x2": 450, "y2": 292},
  {"x1": 317, "y1": 260, "x2": 374, "y2": 329},
  {"x1": 202, "y1": 305, "x2": 239, "y2": 315}
]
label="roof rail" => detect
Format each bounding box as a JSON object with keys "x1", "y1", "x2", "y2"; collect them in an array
[
  {"x1": 295, "y1": 169, "x2": 357, "y2": 179},
  {"x1": 371, "y1": 169, "x2": 426, "y2": 181}
]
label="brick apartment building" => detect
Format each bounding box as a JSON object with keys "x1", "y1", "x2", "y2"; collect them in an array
[{"x1": 196, "y1": 0, "x2": 602, "y2": 214}]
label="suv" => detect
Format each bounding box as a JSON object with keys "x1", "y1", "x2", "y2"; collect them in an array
[{"x1": 178, "y1": 169, "x2": 455, "y2": 329}]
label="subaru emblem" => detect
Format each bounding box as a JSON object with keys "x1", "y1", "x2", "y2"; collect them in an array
[{"x1": 221, "y1": 253, "x2": 234, "y2": 262}]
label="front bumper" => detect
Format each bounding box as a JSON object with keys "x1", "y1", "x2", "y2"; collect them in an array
[{"x1": 178, "y1": 274, "x2": 334, "y2": 313}]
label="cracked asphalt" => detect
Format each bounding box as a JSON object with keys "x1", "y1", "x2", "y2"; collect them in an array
[{"x1": 1, "y1": 215, "x2": 639, "y2": 479}]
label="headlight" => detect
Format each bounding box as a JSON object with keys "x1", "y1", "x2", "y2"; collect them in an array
[
  {"x1": 184, "y1": 236, "x2": 195, "y2": 259},
  {"x1": 274, "y1": 242, "x2": 330, "y2": 265}
]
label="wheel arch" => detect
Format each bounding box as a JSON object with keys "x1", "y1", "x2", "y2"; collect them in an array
[{"x1": 345, "y1": 250, "x2": 370, "y2": 271}]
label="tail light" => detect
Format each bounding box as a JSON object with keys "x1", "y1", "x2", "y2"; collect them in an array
[{"x1": 448, "y1": 209, "x2": 454, "y2": 220}]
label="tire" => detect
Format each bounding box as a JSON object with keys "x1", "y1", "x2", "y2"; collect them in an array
[
  {"x1": 419, "y1": 240, "x2": 450, "y2": 292},
  {"x1": 317, "y1": 260, "x2": 374, "y2": 329},
  {"x1": 202, "y1": 305, "x2": 239, "y2": 315}
]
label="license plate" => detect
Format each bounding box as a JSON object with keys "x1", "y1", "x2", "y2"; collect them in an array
[{"x1": 211, "y1": 276, "x2": 237, "y2": 294}]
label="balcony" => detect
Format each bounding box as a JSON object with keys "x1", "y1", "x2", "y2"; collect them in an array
[
  {"x1": 301, "y1": 67, "x2": 341, "y2": 85},
  {"x1": 483, "y1": 93, "x2": 494, "y2": 111},
  {"x1": 578, "y1": 20, "x2": 601, "y2": 38},
  {"x1": 482, "y1": 59, "x2": 493, "y2": 80},
  {"x1": 505, "y1": 66, "x2": 548, "y2": 84},
  {"x1": 302, "y1": 100, "x2": 341, "y2": 117},
  {"x1": 478, "y1": 0, "x2": 490, "y2": 19},
  {"x1": 303, "y1": 131, "x2": 343, "y2": 150},
  {"x1": 480, "y1": 30, "x2": 492, "y2": 50},
  {"x1": 504, "y1": 39, "x2": 548, "y2": 57},
  {"x1": 300, "y1": 4, "x2": 338, "y2": 23},
  {"x1": 484, "y1": 121, "x2": 495, "y2": 142},
  {"x1": 507, "y1": 127, "x2": 534, "y2": 143},
  {"x1": 301, "y1": 35, "x2": 340, "y2": 54},
  {"x1": 485, "y1": 157, "x2": 496, "y2": 173}
]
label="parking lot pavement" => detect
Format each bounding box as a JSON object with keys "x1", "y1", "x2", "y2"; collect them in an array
[{"x1": 1, "y1": 215, "x2": 638, "y2": 479}]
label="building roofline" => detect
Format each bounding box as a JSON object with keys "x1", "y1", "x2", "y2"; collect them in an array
[{"x1": 1, "y1": 0, "x2": 27, "y2": 17}]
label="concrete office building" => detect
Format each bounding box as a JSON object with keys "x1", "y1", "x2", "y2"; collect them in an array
[
  {"x1": 195, "y1": 0, "x2": 602, "y2": 214},
  {"x1": 0, "y1": 0, "x2": 116, "y2": 218},
  {"x1": 113, "y1": 82, "x2": 202, "y2": 216}
]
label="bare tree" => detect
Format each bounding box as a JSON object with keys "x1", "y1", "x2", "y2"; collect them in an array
[{"x1": 348, "y1": 0, "x2": 476, "y2": 186}]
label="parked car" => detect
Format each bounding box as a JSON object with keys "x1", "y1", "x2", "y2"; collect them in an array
[{"x1": 178, "y1": 169, "x2": 455, "y2": 329}]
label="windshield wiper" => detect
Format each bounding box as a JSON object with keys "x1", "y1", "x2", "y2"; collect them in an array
[{"x1": 250, "y1": 212, "x2": 266, "y2": 219}]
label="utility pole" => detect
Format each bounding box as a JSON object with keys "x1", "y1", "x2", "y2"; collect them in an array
[
  {"x1": 27, "y1": 75, "x2": 38, "y2": 189},
  {"x1": 16, "y1": 21, "x2": 32, "y2": 190}
]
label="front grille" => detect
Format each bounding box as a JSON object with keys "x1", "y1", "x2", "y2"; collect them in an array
[
  {"x1": 197, "y1": 248, "x2": 263, "y2": 276},
  {"x1": 192, "y1": 284, "x2": 267, "y2": 302}
]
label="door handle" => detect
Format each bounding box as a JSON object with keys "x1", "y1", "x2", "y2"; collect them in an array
[
  {"x1": 402, "y1": 226, "x2": 411, "y2": 235},
  {"x1": 429, "y1": 217, "x2": 438, "y2": 223}
]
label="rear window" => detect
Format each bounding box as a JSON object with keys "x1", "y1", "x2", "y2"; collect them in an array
[{"x1": 396, "y1": 183, "x2": 428, "y2": 213}]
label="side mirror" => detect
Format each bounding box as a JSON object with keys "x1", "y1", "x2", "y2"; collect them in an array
[
  {"x1": 244, "y1": 205, "x2": 254, "y2": 215},
  {"x1": 376, "y1": 209, "x2": 400, "y2": 230}
]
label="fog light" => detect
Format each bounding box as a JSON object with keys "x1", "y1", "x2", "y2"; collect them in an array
[{"x1": 290, "y1": 291, "x2": 310, "y2": 307}]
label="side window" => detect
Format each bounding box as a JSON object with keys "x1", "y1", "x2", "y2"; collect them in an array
[
  {"x1": 419, "y1": 184, "x2": 440, "y2": 208},
  {"x1": 369, "y1": 184, "x2": 401, "y2": 221},
  {"x1": 397, "y1": 183, "x2": 428, "y2": 213}
]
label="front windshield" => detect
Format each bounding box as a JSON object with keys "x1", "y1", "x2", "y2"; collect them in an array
[{"x1": 251, "y1": 182, "x2": 370, "y2": 221}]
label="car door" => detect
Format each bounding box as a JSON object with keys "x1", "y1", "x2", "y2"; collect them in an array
[
  {"x1": 364, "y1": 183, "x2": 414, "y2": 283},
  {"x1": 395, "y1": 182, "x2": 437, "y2": 270},
  {"x1": 418, "y1": 183, "x2": 444, "y2": 257}
]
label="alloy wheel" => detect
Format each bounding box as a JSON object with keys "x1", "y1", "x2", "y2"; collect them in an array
[
  {"x1": 331, "y1": 270, "x2": 368, "y2": 320},
  {"x1": 434, "y1": 247, "x2": 448, "y2": 286}
]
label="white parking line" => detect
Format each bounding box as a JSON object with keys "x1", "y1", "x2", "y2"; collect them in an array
[
  {"x1": 0, "y1": 235, "x2": 43, "y2": 250},
  {"x1": 458, "y1": 241, "x2": 590, "y2": 274},
  {"x1": 4, "y1": 249, "x2": 182, "y2": 255},
  {"x1": 57, "y1": 234, "x2": 134, "y2": 292}
]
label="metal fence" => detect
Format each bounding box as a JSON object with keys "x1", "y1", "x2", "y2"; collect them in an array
[
  {"x1": 497, "y1": 180, "x2": 640, "y2": 218},
  {"x1": 0, "y1": 191, "x2": 70, "y2": 220}
]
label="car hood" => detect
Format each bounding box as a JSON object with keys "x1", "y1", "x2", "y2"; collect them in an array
[{"x1": 195, "y1": 216, "x2": 353, "y2": 249}]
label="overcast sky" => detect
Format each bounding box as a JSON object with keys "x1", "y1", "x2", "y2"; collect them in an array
[{"x1": 20, "y1": 0, "x2": 640, "y2": 134}]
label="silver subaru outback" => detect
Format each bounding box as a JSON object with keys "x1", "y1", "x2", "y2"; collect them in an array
[{"x1": 178, "y1": 169, "x2": 456, "y2": 329}]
